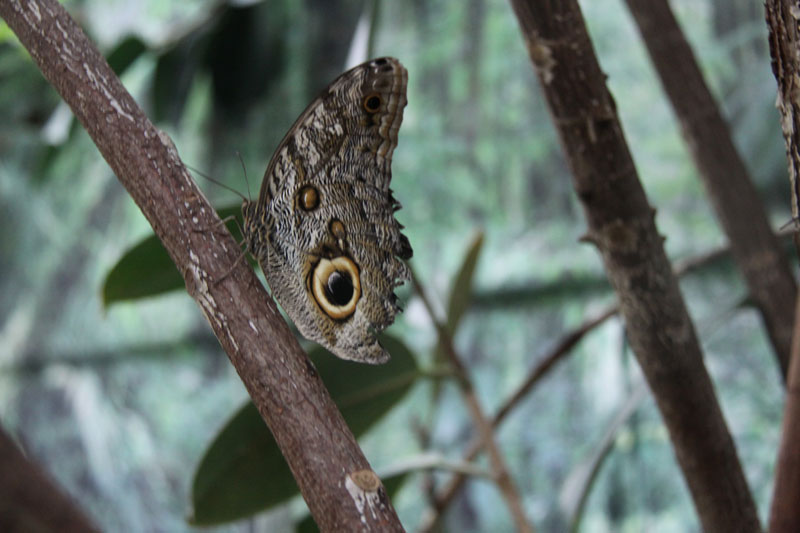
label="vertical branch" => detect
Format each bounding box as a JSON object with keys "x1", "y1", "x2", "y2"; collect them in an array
[
  {"x1": 769, "y1": 294, "x2": 800, "y2": 532},
  {"x1": 765, "y1": 1, "x2": 800, "y2": 531},
  {"x1": 507, "y1": 1, "x2": 761, "y2": 531},
  {"x1": 625, "y1": 0, "x2": 796, "y2": 379},
  {"x1": 0, "y1": 1, "x2": 405, "y2": 531},
  {"x1": 765, "y1": 0, "x2": 800, "y2": 229}
]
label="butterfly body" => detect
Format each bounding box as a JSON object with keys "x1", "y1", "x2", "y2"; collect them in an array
[{"x1": 243, "y1": 57, "x2": 411, "y2": 364}]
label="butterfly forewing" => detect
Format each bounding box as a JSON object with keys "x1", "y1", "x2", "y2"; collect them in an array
[{"x1": 242, "y1": 57, "x2": 411, "y2": 364}]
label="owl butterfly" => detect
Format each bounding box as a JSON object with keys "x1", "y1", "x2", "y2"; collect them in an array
[{"x1": 242, "y1": 57, "x2": 412, "y2": 364}]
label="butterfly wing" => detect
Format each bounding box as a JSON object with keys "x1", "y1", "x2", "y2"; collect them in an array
[{"x1": 243, "y1": 57, "x2": 411, "y2": 364}]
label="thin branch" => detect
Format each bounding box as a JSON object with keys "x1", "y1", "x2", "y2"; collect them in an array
[
  {"x1": 418, "y1": 210, "x2": 789, "y2": 532},
  {"x1": 380, "y1": 452, "x2": 493, "y2": 480},
  {"x1": 558, "y1": 383, "x2": 648, "y2": 531},
  {"x1": 494, "y1": 305, "x2": 616, "y2": 424},
  {"x1": 410, "y1": 266, "x2": 535, "y2": 533},
  {"x1": 0, "y1": 1, "x2": 404, "y2": 530},
  {"x1": 417, "y1": 304, "x2": 616, "y2": 532}
]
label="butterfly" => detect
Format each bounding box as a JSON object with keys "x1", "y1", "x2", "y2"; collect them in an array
[{"x1": 242, "y1": 57, "x2": 412, "y2": 364}]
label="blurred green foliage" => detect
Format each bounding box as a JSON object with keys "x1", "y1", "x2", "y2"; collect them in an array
[{"x1": 0, "y1": 0, "x2": 790, "y2": 531}]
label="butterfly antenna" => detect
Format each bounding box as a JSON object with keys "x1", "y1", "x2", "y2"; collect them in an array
[
  {"x1": 186, "y1": 163, "x2": 247, "y2": 202},
  {"x1": 236, "y1": 151, "x2": 253, "y2": 202}
]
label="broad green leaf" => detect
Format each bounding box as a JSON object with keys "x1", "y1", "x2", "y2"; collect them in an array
[
  {"x1": 152, "y1": 34, "x2": 206, "y2": 124},
  {"x1": 0, "y1": 22, "x2": 19, "y2": 45},
  {"x1": 102, "y1": 205, "x2": 242, "y2": 307},
  {"x1": 189, "y1": 335, "x2": 419, "y2": 525},
  {"x1": 102, "y1": 235, "x2": 184, "y2": 307},
  {"x1": 294, "y1": 472, "x2": 409, "y2": 533},
  {"x1": 446, "y1": 232, "x2": 484, "y2": 334},
  {"x1": 106, "y1": 35, "x2": 147, "y2": 75}
]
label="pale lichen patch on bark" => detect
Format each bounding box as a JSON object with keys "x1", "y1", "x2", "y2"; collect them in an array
[
  {"x1": 345, "y1": 470, "x2": 385, "y2": 529},
  {"x1": 188, "y1": 249, "x2": 238, "y2": 353},
  {"x1": 526, "y1": 39, "x2": 557, "y2": 84},
  {"x1": 82, "y1": 62, "x2": 134, "y2": 122},
  {"x1": 26, "y1": 0, "x2": 41, "y2": 21}
]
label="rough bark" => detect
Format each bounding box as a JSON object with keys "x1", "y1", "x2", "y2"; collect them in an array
[
  {"x1": 0, "y1": 1, "x2": 404, "y2": 531},
  {"x1": 0, "y1": 426, "x2": 99, "y2": 532},
  {"x1": 766, "y1": 1, "x2": 800, "y2": 224},
  {"x1": 625, "y1": 0, "x2": 796, "y2": 379},
  {"x1": 765, "y1": 2, "x2": 800, "y2": 531},
  {"x1": 508, "y1": 1, "x2": 761, "y2": 532},
  {"x1": 769, "y1": 295, "x2": 800, "y2": 533}
]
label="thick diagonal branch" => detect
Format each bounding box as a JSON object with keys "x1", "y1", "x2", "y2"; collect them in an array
[
  {"x1": 0, "y1": 426, "x2": 99, "y2": 532},
  {"x1": 508, "y1": 1, "x2": 761, "y2": 531},
  {"x1": 625, "y1": 0, "x2": 796, "y2": 380},
  {"x1": 0, "y1": 1, "x2": 404, "y2": 531}
]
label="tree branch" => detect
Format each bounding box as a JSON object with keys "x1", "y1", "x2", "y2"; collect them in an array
[
  {"x1": 410, "y1": 267, "x2": 535, "y2": 533},
  {"x1": 418, "y1": 230, "x2": 786, "y2": 531},
  {"x1": 769, "y1": 294, "x2": 800, "y2": 532},
  {"x1": 507, "y1": 1, "x2": 761, "y2": 531},
  {"x1": 0, "y1": 1, "x2": 404, "y2": 530},
  {"x1": 0, "y1": 426, "x2": 99, "y2": 532},
  {"x1": 765, "y1": 1, "x2": 800, "y2": 530},
  {"x1": 417, "y1": 304, "x2": 616, "y2": 532},
  {"x1": 625, "y1": 0, "x2": 796, "y2": 380}
]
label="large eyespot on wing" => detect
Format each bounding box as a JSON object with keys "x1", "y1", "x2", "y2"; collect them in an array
[{"x1": 310, "y1": 256, "x2": 361, "y2": 320}]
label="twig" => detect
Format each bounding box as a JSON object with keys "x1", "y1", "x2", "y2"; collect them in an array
[
  {"x1": 380, "y1": 452, "x2": 493, "y2": 480},
  {"x1": 417, "y1": 304, "x2": 616, "y2": 532},
  {"x1": 558, "y1": 383, "x2": 648, "y2": 530},
  {"x1": 410, "y1": 266, "x2": 535, "y2": 533},
  {"x1": 418, "y1": 224, "x2": 784, "y2": 531}
]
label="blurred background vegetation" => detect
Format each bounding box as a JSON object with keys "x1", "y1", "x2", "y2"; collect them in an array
[{"x1": 0, "y1": 0, "x2": 791, "y2": 531}]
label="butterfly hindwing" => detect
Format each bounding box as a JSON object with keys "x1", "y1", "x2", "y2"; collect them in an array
[{"x1": 242, "y1": 57, "x2": 411, "y2": 364}]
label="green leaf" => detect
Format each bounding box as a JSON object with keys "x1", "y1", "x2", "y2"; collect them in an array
[
  {"x1": 446, "y1": 232, "x2": 484, "y2": 334},
  {"x1": 102, "y1": 205, "x2": 242, "y2": 307},
  {"x1": 102, "y1": 235, "x2": 184, "y2": 306},
  {"x1": 0, "y1": 23, "x2": 21, "y2": 46},
  {"x1": 189, "y1": 336, "x2": 419, "y2": 525},
  {"x1": 106, "y1": 35, "x2": 147, "y2": 76},
  {"x1": 152, "y1": 34, "x2": 207, "y2": 124}
]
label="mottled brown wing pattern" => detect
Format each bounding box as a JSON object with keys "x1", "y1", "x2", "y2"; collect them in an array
[{"x1": 242, "y1": 57, "x2": 411, "y2": 364}]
